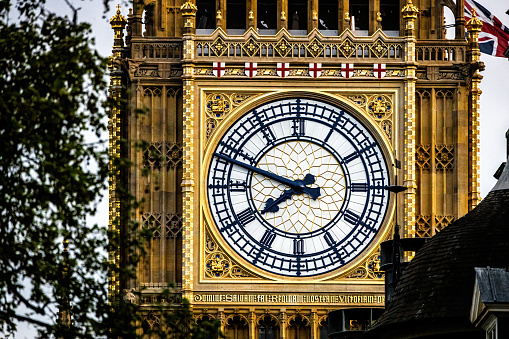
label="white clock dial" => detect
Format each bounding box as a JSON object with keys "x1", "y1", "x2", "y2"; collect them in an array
[
  {"x1": 207, "y1": 98, "x2": 390, "y2": 277},
  {"x1": 251, "y1": 141, "x2": 346, "y2": 233}
]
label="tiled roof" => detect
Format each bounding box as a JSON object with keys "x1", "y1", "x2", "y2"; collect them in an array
[
  {"x1": 474, "y1": 267, "x2": 509, "y2": 304},
  {"x1": 364, "y1": 187, "x2": 509, "y2": 338}
]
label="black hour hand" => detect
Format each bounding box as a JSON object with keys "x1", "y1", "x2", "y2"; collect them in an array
[{"x1": 261, "y1": 189, "x2": 295, "y2": 214}]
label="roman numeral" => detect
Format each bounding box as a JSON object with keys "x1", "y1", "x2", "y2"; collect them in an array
[
  {"x1": 324, "y1": 110, "x2": 345, "y2": 143},
  {"x1": 343, "y1": 151, "x2": 360, "y2": 164},
  {"x1": 252, "y1": 109, "x2": 276, "y2": 145},
  {"x1": 350, "y1": 183, "x2": 369, "y2": 192},
  {"x1": 260, "y1": 126, "x2": 276, "y2": 144},
  {"x1": 324, "y1": 232, "x2": 336, "y2": 247},
  {"x1": 293, "y1": 239, "x2": 304, "y2": 255},
  {"x1": 344, "y1": 210, "x2": 361, "y2": 225},
  {"x1": 229, "y1": 180, "x2": 247, "y2": 192},
  {"x1": 259, "y1": 230, "x2": 276, "y2": 248},
  {"x1": 208, "y1": 180, "x2": 226, "y2": 193},
  {"x1": 236, "y1": 208, "x2": 255, "y2": 226},
  {"x1": 291, "y1": 118, "x2": 305, "y2": 137},
  {"x1": 218, "y1": 141, "x2": 255, "y2": 164}
]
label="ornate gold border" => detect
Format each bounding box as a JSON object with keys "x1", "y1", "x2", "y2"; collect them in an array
[{"x1": 200, "y1": 90, "x2": 396, "y2": 283}]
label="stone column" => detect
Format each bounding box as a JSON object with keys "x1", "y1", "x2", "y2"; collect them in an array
[
  {"x1": 401, "y1": 0, "x2": 419, "y2": 238},
  {"x1": 455, "y1": 0, "x2": 466, "y2": 39},
  {"x1": 108, "y1": 4, "x2": 127, "y2": 301},
  {"x1": 180, "y1": 1, "x2": 197, "y2": 302},
  {"x1": 248, "y1": 311, "x2": 257, "y2": 339},
  {"x1": 278, "y1": 0, "x2": 288, "y2": 31},
  {"x1": 310, "y1": 311, "x2": 318, "y2": 339},
  {"x1": 279, "y1": 311, "x2": 287, "y2": 339},
  {"x1": 466, "y1": 10, "x2": 483, "y2": 211}
]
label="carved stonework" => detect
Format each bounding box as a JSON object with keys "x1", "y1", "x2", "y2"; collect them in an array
[
  {"x1": 142, "y1": 213, "x2": 182, "y2": 239},
  {"x1": 143, "y1": 142, "x2": 183, "y2": 170},
  {"x1": 135, "y1": 66, "x2": 160, "y2": 78},
  {"x1": 341, "y1": 252, "x2": 384, "y2": 280},
  {"x1": 165, "y1": 213, "x2": 183, "y2": 239},
  {"x1": 347, "y1": 94, "x2": 367, "y2": 108},
  {"x1": 123, "y1": 288, "x2": 138, "y2": 304},
  {"x1": 206, "y1": 93, "x2": 231, "y2": 140},
  {"x1": 204, "y1": 227, "x2": 260, "y2": 279},
  {"x1": 210, "y1": 37, "x2": 227, "y2": 56},
  {"x1": 367, "y1": 95, "x2": 392, "y2": 120},
  {"x1": 370, "y1": 38, "x2": 389, "y2": 58},
  {"x1": 415, "y1": 215, "x2": 453, "y2": 237},
  {"x1": 143, "y1": 142, "x2": 163, "y2": 170},
  {"x1": 435, "y1": 144, "x2": 454, "y2": 171},
  {"x1": 207, "y1": 93, "x2": 231, "y2": 118},
  {"x1": 231, "y1": 93, "x2": 253, "y2": 106},
  {"x1": 415, "y1": 215, "x2": 432, "y2": 237},
  {"x1": 242, "y1": 37, "x2": 260, "y2": 57},
  {"x1": 195, "y1": 31, "x2": 403, "y2": 60},
  {"x1": 306, "y1": 38, "x2": 324, "y2": 58},
  {"x1": 204, "y1": 93, "x2": 257, "y2": 143},
  {"x1": 338, "y1": 38, "x2": 356, "y2": 58},
  {"x1": 144, "y1": 87, "x2": 162, "y2": 97},
  {"x1": 416, "y1": 145, "x2": 431, "y2": 171},
  {"x1": 435, "y1": 215, "x2": 454, "y2": 232},
  {"x1": 141, "y1": 312, "x2": 161, "y2": 332},
  {"x1": 275, "y1": 38, "x2": 292, "y2": 57},
  {"x1": 139, "y1": 292, "x2": 182, "y2": 306},
  {"x1": 166, "y1": 142, "x2": 183, "y2": 169},
  {"x1": 142, "y1": 212, "x2": 163, "y2": 238},
  {"x1": 345, "y1": 94, "x2": 393, "y2": 142}
]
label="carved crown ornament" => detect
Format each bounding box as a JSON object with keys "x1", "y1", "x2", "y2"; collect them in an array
[
  {"x1": 342, "y1": 93, "x2": 394, "y2": 143},
  {"x1": 204, "y1": 225, "x2": 261, "y2": 280},
  {"x1": 203, "y1": 92, "x2": 258, "y2": 144}
]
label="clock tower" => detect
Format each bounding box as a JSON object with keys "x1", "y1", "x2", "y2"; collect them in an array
[{"x1": 109, "y1": 0, "x2": 482, "y2": 337}]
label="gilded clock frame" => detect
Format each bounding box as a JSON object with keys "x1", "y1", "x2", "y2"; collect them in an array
[{"x1": 200, "y1": 90, "x2": 396, "y2": 283}]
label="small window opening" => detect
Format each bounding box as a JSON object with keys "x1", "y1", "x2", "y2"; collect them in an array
[
  {"x1": 227, "y1": 0, "x2": 246, "y2": 33},
  {"x1": 380, "y1": 0, "x2": 400, "y2": 32},
  {"x1": 349, "y1": 0, "x2": 369, "y2": 32},
  {"x1": 443, "y1": 5, "x2": 456, "y2": 39},
  {"x1": 319, "y1": 0, "x2": 338, "y2": 35},
  {"x1": 289, "y1": 0, "x2": 308, "y2": 34},
  {"x1": 258, "y1": 0, "x2": 277, "y2": 34},
  {"x1": 196, "y1": 0, "x2": 215, "y2": 31},
  {"x1": 143, "y1": 4, "x2": 155, "y2": 36}
]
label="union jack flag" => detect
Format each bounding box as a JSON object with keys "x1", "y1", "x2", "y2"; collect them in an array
[{"x1": 465, "y1": 0, "x2": 509, "y2": 57}]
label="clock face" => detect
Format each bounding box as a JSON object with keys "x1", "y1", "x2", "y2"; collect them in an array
[{"x1": 206, "y1": 98, "x2": 390, "y2": 277}]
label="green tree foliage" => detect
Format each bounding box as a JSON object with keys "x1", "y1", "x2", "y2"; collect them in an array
[
  {"x1": 0, "y1": 1, "x2": 222, "y2": 338},
  {"x1": 0, "y1": 0, "x2": 120, "y2": 337}
]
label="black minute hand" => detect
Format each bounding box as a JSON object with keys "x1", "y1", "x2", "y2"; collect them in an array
[{"x1": 213, "y1": 152, "x2": 321, "y2": 199}]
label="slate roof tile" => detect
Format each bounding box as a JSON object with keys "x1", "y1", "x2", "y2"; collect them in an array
[{"x1": 364, "y1": 188, "x2": 509, "y2": 338}]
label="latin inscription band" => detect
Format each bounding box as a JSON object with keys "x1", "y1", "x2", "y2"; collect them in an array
[{"x1": 193, "y1": 293, "x2": 385, "y2": 305}]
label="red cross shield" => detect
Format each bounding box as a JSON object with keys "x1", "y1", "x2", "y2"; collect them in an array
[
  {"x1": 277, "y1": 63, "x2": 290, "y2": 78},
  {"x1": 341, "y1": 63, "x2": 354, "y2": 78},
  {"x1": 373, "y1": 63, "x2": 386, "y2": 79},
  {"x1": 309, "y1": 63, "x2": 322, "y2": 78},
  {"x1": 213, "y1": 62, "x2": 226, "y2": 77},
  {"x1": 245, "y1": 62, "x2": 257, "y2": 78}
]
